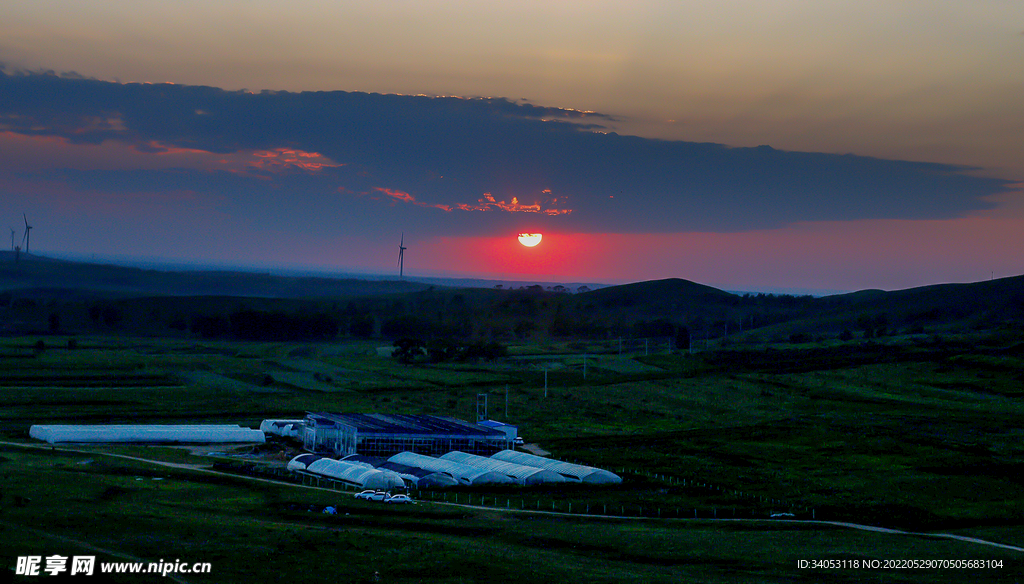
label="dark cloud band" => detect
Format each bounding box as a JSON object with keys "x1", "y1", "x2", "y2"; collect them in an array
[{"x1": 0, "y1": 67, "x2": 1010, "y2": 235}]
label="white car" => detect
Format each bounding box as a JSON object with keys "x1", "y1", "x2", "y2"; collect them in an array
[
  {"x1": 354, "y1": 490, "x2": 388, "y2": 502},
  {"x1": 384, "y1": 494, "x2": 413, "y2": 504}
]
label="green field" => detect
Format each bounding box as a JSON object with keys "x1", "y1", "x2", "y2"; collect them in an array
[{"x1": 2, "y1": 328, "x2": 1023, "y2": 582}]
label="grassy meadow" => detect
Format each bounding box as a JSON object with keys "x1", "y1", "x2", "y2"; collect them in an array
[
  {"x1": 2, "y1": 266, "x2": 1024, "y2": 581},
  {"x1": 2, "y1": 328, "x2": 1023, "y2": 582}
]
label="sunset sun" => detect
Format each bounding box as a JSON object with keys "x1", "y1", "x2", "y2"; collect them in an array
[{"x1": 517, "y1": 233, "x2": 542, "y2": 247}]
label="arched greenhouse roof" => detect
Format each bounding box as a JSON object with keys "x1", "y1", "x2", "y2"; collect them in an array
[
  {"x1": 388, "y1": 452, "x2": 514, "y2": 486},
  {"x1": 260, "y1": 419, "x2": 304, "y2": 437},
  {"x1": 491, "y1": 450, "x2": 622, "y2": 484},
  {"x1": 440, "y1": 451, "x2": 566, "y2": 485},
  {"x1": 287, "y1": 453, "x2": 325, "y2": 472},
  {"x1": 306, "y1": 458, "x2": 405, "y2": 490}
]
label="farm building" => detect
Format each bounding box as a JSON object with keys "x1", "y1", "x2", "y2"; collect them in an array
[
  {"x1": 302, "y1": 412, "x2": 509, "y2": 457},
  {"x1": 290, "y1": 456, "x2": 406, "y2": 490},
  {"x1": 476, "y1": 420, "x2": 519, "y2": 442},
  {"x1": 491, "y1": 450, "x2": 622, "y2": 484},
  {"x1": 29, "y1": 424, "x2": 265, "y2": 444},
  {"x1": 335, "y1": 454, "x2": 459, "y2": 488},
  {"x1": 375, "y1": 461, "x2": 460, "y2": 489},
  {"x1": 388, "y1": 451, "x2": 515, "y2": 486},
  {"x1": 260, "y1": 419, "x2": 304, "y2": 438},
  {"x1": 440, "y1": 451, "x2": 566, "y2": 486},
  {"x1": 286, "y1": 453, "x2": 325, "y2": 472}
]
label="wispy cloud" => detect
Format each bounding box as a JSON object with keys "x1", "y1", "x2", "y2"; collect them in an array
[{"x1": 373, "y1": 188, "x2": 572, "y2": 216}]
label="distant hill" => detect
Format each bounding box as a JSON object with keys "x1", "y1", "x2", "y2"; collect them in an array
[
  {"x1": 815, "y1": 275, "x2": 1024, "y2": 331},
  {"x1": 584, "y1": 278, "x2": 736, "y2": 309},
  {"x1": 3, "y1": 253, "x2": 1023, "y2": 342},
  {"x1": 0, "y1": 253, "x2": 432, "y2": 298}
]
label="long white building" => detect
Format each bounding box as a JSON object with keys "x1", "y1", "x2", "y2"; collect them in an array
[{"x1": 30, "y1": 424, "x2": 265, "y2": 444}]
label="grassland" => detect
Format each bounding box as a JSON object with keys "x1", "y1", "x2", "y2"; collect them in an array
[{"x1": 2, "y1": 326, "x2": 1023, "y2": 582}]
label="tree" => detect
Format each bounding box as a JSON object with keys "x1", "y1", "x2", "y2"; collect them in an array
[
  {"x1": 101, "y1": 306, "x2": 122, "y2": 328},
  {"x1": 426, "y1": 338, "x2": 458, "y2": 362},
  {"x1": 393, "y1": 338, "x2": 425, "y2": 364},
  {"x1": 674, "y1": 325, "x2": 690, "y2": 351}
]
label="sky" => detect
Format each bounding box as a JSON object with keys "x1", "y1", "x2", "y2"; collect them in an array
[{"x1": 1, "y1": 1, "x2": 1022, "y2": 293}]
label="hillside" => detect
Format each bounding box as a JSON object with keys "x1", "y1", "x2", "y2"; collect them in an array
[
  {"x1": 583, "y1": 277, "x2": 737, "y2": 309},
  {"x1": 0, "y1": 252, "x2": 432, "y2": 298},
  {"x1": 3, "y1": 253, "x2": 1024, "y2": 342}
]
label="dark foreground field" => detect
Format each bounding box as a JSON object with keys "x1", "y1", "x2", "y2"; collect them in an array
[{"x1": 2, "y1": 329, "x2": 1023, "y2": 582}]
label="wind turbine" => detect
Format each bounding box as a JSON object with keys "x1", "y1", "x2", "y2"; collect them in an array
[
  {"x1": 22, "y1": 214, "x2": 32, "y2": 254},
  {"x1": 397, "y1": 233, "x2": 407, "y2": 278}
]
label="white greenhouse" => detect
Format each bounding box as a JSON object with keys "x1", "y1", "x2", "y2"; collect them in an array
[
  {"x1": 491, "y1": 450, "x2": 622, "y2": 484},
  {"x1": 388, "y1": 452, "x2": 514, "y2": 486},
  {"x1": 260, "y1": 419, "x2": 304, "y2": 438},
  {"x1": 287, "y1": 453, "x2": 326, "y2": 472},
  {"x1": 440, "y1": 451, "x2": 566, "y2": 486},
  {"x1": 377, "y1": 461, "x2": 460, "y2": 489},
  {"x1": 29, "y1": 424, "x2": 266, "y2": 445},
  {"x1": 305, "y1": 458, "x2": 406, "y2": 490}
]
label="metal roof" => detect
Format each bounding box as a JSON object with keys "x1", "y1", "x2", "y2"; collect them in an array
[
  {"x1": 29, "y1": 424, "x2": 265, "y2": 444},
  {"x1": 305, "y1": 413, "x2": 506, "y2": 437},
  {"x1": 389, "y1": 452, "x2": 514, "y2": 486},
  {"x1": 491, "y1": 450, "x2": 622, "y2": 484},
  {"x1": 477, "y1": 420, "x2": 516, "y2": 429},
  {"x1": 440, "y1": 451, "x2": 565, "y2": 485},
  {"x1": 306, "y1": 458, "x2": 405, "y2": 490}
]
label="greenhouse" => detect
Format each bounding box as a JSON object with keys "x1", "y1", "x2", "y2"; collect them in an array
[
  {"x1": 286, "y1": 453, "x2": 326, "y2": 472},
  {"x1": 305, "y1": 458, "x2": 405, "y2": 490},
  {"x1": 389, "y1": 452, "x2": 514, "y2": 486},
  {"x1": 29, "y1": 424, "x2": 265, "y2": 444},
  {"x1": 378, "y1": 461, "x2": 459, "y2": 489},
  {"x1": 260, "y1": 419, "x2": 304, "y2": 438},
  {"x1": 303, "y1": 412, "x2": 509, "y2": 457},
  {"x1": 440, "y1": 451, "x2": 566, "y2": 486},
  {"x1": 491, "y1": 450, "x2": 622, "y2": 484}
]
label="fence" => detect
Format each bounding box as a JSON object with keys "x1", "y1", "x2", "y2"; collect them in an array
[
  {"x1": 214, "y1": 461, "x2": 818, "y2": 521},
  {"x1": 410, "y1": 488, "x2": 816, "y2": 521}
]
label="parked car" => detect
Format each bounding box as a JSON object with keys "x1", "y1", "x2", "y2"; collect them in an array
[
  {"x1": 384, "y1": 494, "x2": 413, "y2": 504},
  {"x1": 513, "y1": 437, "x2": 525, "y2": 446},
  {"x1": 355, "y1": 490, "x2": 389, "y2": 502}
]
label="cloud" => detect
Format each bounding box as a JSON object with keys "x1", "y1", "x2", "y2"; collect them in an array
[{"x1": 0, "y1": 67, "x2": 1013, "y2": 237}]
